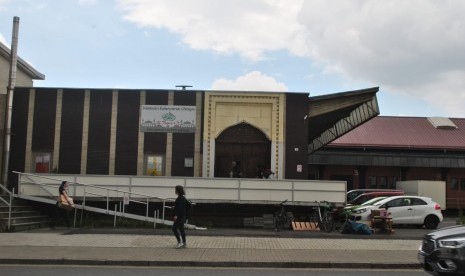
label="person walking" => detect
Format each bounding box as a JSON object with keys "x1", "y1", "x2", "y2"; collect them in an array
[{"x1": 172, "y1": 185, "x2": 189, "y2": 248}]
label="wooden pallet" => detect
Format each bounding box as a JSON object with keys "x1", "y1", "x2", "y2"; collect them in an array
[{"x1": 291, "y1": 221, "x2": 319, "y2": 231}]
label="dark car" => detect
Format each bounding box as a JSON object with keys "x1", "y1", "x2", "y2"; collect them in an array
[
  {"x1": 348, "y1": 191, "x2": 404, "y2": 205},
  {"x1": 346, "y1": 189, "x2": 403, "y2": 203},
  {"x1": 418, "y1": 225, "x2": 465, "y2": 275}
]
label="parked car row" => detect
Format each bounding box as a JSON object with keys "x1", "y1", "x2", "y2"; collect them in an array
[{"x1": 345, "y1": 189, "x2": 444, "y2": 229}]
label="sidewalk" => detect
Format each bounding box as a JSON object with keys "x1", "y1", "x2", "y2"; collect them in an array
[{"x1": 0, "y1": 228, "x2": 422, "y2": 269}]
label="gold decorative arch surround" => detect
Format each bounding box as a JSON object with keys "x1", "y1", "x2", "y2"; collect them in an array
[{"x1": 202, "y1": 92, "x2": 285, "y2": 178}]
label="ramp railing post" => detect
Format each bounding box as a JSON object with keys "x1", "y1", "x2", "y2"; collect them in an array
[
  {"x1": 146, "y1": 197, "x2": 149, "y2": 219},
  {"x1": 17, "y1": 173, "x2": 21, "y2": 195},
  {"x1": 114, "y1": 204, "x2": 117, "y2": 228},
  {"x1": 154, "y1": 210, "x2": 158, "y2": 228},
  {"x1": 73, "y1": 207, "x2": 77, "y2": 228},
  {"x1": 162, "y1": 200, "x2": 166, "y2": 221},
  {"x1": 80, "y1": 187, "x2": 86, "y2": 227},
  {"x1": 7, "y1": 188, "x2": 14, "y2": 231}
]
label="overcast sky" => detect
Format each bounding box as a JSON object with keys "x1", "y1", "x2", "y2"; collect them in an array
[{"x1": 1, "y1": 0, "x2": 464, "y2": 118}]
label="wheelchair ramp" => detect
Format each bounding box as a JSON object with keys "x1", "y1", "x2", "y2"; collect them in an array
[{"x1": 16, "y1": 194, "x2": 203, "y2": 230}]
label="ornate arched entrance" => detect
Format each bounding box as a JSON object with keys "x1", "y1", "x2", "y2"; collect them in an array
[{"x1": 215, "y1": 122, "x2": 271, "y2": 178}]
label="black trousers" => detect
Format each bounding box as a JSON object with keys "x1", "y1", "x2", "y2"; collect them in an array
[
  {"x1": 172, "y1": 217, "x2": 186, "y2": 243},
  {"x1": 50, "y1": 202, "x2": 71, "y2": 228}
]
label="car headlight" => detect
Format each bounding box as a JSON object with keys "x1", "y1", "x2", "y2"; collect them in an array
[
  {"x1": 353, "y1": 208, "x2": 367, "y2": 214},
  {"x1": 438, "y1": 238, "x2": 465, "y2": 248}
]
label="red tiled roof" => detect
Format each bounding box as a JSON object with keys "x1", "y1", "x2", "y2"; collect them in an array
[{"x1": 328, "y1": 116, "x2": 465, "y2": 150}]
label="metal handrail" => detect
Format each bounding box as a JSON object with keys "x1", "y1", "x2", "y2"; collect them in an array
[
  {"x1": 13, "y1": 171, "x2": 175, "y2": 224},
  {"x1": 18, "y1": 181, "x2": 56, "y2": 198},
  {"x1": 0, "y1": 184, "x2": 13, "y2": 230},
  {"x1": 0, "y1": 184, "x2": 11, "y2": 204}
]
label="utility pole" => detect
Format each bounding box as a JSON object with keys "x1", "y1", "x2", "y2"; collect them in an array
[{"x1": 1, "y1": 16, "x2": 20, "y2": 189}]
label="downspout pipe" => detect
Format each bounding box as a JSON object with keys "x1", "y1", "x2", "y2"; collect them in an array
[{"x1": 1, "y1": 16, "x2": 20, "y2": 189}]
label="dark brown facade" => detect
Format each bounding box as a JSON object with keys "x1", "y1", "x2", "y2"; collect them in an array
[
  {"x1": 7, "y1": 86, "x2": 381, "y2": 189},
  {"x1": 115, "y1": 90, "x2": 140, "y2": 175},
  {"x1": 284, "y1": 93, "x2": 309, "y2": 179},
  {"x1": 59, "y1": 89, "x2": 85, "y2": 174},
  {"x1": 87, "y1": 90, "x2": 112, "y2": 175},
  {"x1": 8, "y1": 88, "x2": 200, "y2": 183}
]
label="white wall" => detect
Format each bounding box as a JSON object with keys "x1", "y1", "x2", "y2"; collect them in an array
[
  {"x1": 17, "y1": 173, "x2": 347, "y2": 206},
  {"x1": 396, "y1": 180, "x2": 446, "y2": 210}
]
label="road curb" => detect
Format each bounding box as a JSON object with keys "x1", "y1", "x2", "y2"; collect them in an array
[{"x1": 0, "y1": 258, "x2": 421, "y2": 269}]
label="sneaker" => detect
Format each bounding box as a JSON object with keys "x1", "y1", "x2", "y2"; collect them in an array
[
  {"x1": 176, "y1": 242, "x2": 184, "y2": 249},
  {"x1": 181, "y1": 243, "x2": 187, "y2": 248}
]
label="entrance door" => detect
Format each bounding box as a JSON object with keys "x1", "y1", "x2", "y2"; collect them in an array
[{"x1": 215, "y1": 123, "x2": 271, "y2": 178}]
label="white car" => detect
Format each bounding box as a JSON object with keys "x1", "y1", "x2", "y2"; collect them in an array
[
  {"x1": 349, "y1": 195, "x2": 443, "y2": 229},
  {"x1": 343, "y1": 196, "x2": 388, "y2": 213}
]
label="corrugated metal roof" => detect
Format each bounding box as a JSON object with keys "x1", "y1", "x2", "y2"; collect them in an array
[{"x1": 328, "y1": 116, "x2": 465, "y2": 150}]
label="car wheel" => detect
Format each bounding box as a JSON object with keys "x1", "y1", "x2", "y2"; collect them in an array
[{"x1": 424, "y1": 215, "x2": 439, "y2": 229}]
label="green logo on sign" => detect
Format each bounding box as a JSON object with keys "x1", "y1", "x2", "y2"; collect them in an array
[{"x1": 162, "y1": 112, "x2": 176, "y2": 121}]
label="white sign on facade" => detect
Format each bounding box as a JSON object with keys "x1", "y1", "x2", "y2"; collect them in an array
[{"x1": 140, "y1": 105, "x2": 196, "y2": 133}]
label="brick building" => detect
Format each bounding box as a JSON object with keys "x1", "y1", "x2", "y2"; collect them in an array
[
  {"x1": 5, "y1": 87, "x2": 379, "y2": 186},
  {"x1": 309, "y1": 116, "x2": 465, "y2": 208}
]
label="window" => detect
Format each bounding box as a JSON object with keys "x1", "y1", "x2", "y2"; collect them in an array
[
  {"x1": 34, "y1": 152, "x2": 51, "y2": 173},
  {"x1": 378, "y1": 176, "x2": 387, "y2": 188},
  {"x1": 368, "y1": 176, "x2": 377, "y2": 188},
  {"x1": 450, "y1": 178, "x2": 458, "y2": 190},
  {"x1": 461, "y1": 179, "x2": 465, "y2": 191},
  {"x1": 390, "y1": 176, "x2": 398, "y2": 189},
  {"x1": 145, "y1": 155, "x2": 164, "y2": 176},
  {"x1": 401, "y1": 198, "x2": 411, "y2": 206},
  {"x1": 411, "y1": 198, "x2": 427, "y2": 206},
  {"x1": 385, "y1": 198, "x2": 403, "y2": 208}
]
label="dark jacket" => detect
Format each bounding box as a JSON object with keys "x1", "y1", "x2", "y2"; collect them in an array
[{"x1": 174, "y1": 195, "x2": 188, "y2": 219}]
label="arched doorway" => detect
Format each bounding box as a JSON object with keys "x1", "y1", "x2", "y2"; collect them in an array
[{"x1": 215, "y1": 122, "x2": 271, "y2": 178}]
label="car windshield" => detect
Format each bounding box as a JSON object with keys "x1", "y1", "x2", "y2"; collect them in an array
[
  {"x1": 373, "y1": 197, "x2": 396, "y2": 207},
  {"x1": 361, "y1": 197, "x2": 387, "y2": 206},
  {"x1": 347, "y1": 191, "x2": 364, "y2": 202}
]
